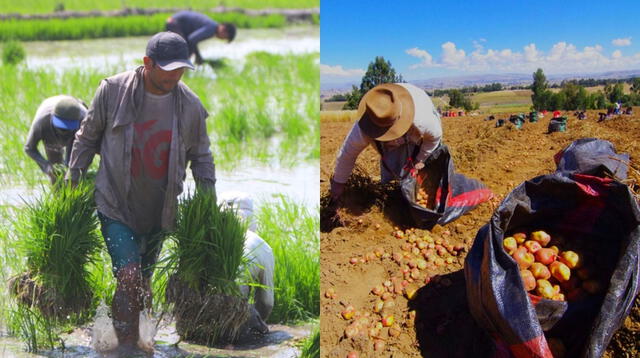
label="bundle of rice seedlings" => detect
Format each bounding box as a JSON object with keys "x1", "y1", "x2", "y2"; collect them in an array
[
  {"x1": 9, "y1": 181, "x2": 100, "y2": 321},
  {"x1": 164, "y1": 189, "x2": 249, "y2": 345}
]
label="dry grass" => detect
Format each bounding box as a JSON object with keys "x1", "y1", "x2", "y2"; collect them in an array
[{"x1": 320, "y1": 110, "x2": 357, "y2": 123}]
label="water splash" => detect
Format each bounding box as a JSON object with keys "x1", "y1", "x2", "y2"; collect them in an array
[
  {"x1": 137, "y1": 309, "x2": 157, "y2": 352},
  {"x1": 91, "y1": 302, "x2": 118, "y2": 352}
]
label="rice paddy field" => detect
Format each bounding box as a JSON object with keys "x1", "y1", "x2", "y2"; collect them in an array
[
  {"x1": 0, "y1": 1, "x2": 320, "y2": 355},
  {"x1": 0, "y1": 0, "x2": 319, "y2": 14}
]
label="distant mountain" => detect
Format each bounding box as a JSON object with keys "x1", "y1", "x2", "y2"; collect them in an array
[{"x1": 320, "y1": 69, "x2": 640, "y2": 96}]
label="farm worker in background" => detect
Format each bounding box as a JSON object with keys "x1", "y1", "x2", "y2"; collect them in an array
[
  {"x1": 66, "y1": 32, "x2": 216, "y2": 353},
  {"x1": 24, "y1": 95, "x2": 87, "y2": 184},
  {"x1": 615, "y1": 101, "x2": 621, "y2": 114},
  {"x1": 165, "y1": 10, "x2": 237, "y2": 65},
  {"x1": 329, "y1": 83, "x2": 442, "y2": 202},
  {"x1": 219, "y1": 191, "x2": 274, "y2": 335}
]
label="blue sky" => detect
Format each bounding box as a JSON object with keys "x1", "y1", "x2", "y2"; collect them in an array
[{"x1": 321, "y1": 0, "x2": 640, "y2": 84}]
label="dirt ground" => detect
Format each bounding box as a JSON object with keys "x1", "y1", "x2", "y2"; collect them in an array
[{"x1": 320, "y1": 110, "x2": 640, "y2": 358}]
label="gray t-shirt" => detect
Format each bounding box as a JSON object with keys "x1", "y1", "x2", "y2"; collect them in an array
[{"x1": 128, "y1": 91, "x2": 174, "y2": 234}]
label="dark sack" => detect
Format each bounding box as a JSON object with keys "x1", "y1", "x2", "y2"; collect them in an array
[
  {"x1": 548, "y1": 116, "x2": 568, "y2": 133},
  {"x1": 400, "y1": 144, "x2": 493, "y2": 229},
  {"x1": 464, "y1": 139, "x2": 640, "y2": 358}
]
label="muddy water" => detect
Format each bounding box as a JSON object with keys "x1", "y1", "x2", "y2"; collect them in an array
[
  {"x1": 24, "y1": 26, "x2": 319, "y2": 71},
  {"x1": 0, "y1": 321, "x2": 313, "y2": 357}
]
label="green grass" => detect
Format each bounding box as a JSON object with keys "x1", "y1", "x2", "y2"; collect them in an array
[
  {"x1": 256, "y1": 195, "x2": 319, "y2": 323},
  {"x1": 0, "y1": 12, "x2": 292, "y2": 42},
  {"x1": 0, "y1": 52, "x2": 319, "y2": 185},
  {"x1": 299, "y1": 323, "x2": 320, "y2": 358},
  {"x1": 0, "y1": 0, "x2": 319, "y2": 14}
]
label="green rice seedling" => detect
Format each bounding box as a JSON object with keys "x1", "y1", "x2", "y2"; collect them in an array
[
  {"x1": 0, "y1": 13, "x2": 288, "y2": 42},
  {"x1": 185, "y1": 52, "x2": 319, "y2": 168},
  {"x1": 6, "y1": 304, "x2": 59, "y2": 352},
  {"x1": 0, "y1": 0, "x2": 319, "y2": 14},
  {"x1": 10, "y1": 180, "x2": 101, "y2": 321},
  {"x1": 163, "y1": 189, "x2": 251, "y2": 345},
  {"x1": 0, "y1": 51, "x2": 317, "y2": 184},
  {"x1": 2, "y1": 40, "x2": 26, "y2": 65},
  {"x1": 299, "y1": 323, "x2": 320, "y2": 358},
  {"x1": 256, "y1": 195, "x2": 319, "y2": 323}
]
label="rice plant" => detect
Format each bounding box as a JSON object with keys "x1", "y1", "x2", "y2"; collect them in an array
[
  {"x1": 2, "y1": 40, "x2": 26, "y2": 65},
  {"x1": 299, "y1": 324, "x2": 320, "y2": 358},
  {"x1": 10, "y1": 180, "x2": 101, "y2": 321},
  {"x1": 256, "y1": 195, "x2": 319, "y2": 323},
  {"x1": 163, "y1": 189, "x2": 250, "y2": 345},
  {"x1": 6, "y1": 304, "x2": 59, "y2": 352},
  {"x1": 0, "y1": 51, "x2": 318, "y2": 183},
  {"x1": 0, "y1": 0, "x2": 319, "y2": 14},
  {"x1": 0, "y1": 12, "x2": 289, "y2": 42}
]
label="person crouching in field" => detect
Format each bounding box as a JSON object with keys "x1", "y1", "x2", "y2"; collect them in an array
[
  {"x1": 67, "y1": 32, "x2": 216, "y2": 353},
  {"x1": 25, "y1": 95, "x2": 87, "y2": 184},
  {"x1": 328, "y1": 83, "x2": 442, "y2": 219},
  {"x1": 165, "y1": 10, "x2": 236, "y2": 65},
  {"x1": 218, "y1": 191, "x2": 274, "y2": 336}
]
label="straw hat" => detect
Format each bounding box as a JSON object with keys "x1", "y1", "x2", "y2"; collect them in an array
[{"x1": 357, "y1": 83, "x2": 415, "y2": 141}]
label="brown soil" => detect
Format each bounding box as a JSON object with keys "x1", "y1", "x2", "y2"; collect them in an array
[{"x1": 320, "y1": 110, "x2": 640, "y2": 358}]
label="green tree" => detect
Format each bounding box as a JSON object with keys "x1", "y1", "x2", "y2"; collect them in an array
[
  {"x1": 448, "y1": 89, "x2": 464, "y2": 108},
  {"x1": 531, "y1": 68, "x2": 549, "y2": 111},
  {"x1": 630, "y1": 77, "x2": 640, "y2": 95},
  {"x1": 604, "y1": 83, "x2": 624, "y2": 103},
  {"x1": 342, "y1": 56, "x2": 403, "y2": 110}
]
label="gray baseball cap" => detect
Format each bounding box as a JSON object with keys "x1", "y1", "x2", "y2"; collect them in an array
[{"x1": 146, "y1": 32, "x2": 195, "y2": 71}]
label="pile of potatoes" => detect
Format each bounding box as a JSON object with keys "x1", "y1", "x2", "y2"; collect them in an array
[
  {"x1": 504, "y1": 230, "x2": 604, "y2": 301},
  {"x1": 415, "y1": 187, "x2": 430, "y2": 208}
]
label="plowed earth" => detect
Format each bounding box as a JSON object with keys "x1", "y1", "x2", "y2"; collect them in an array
[{"x1": 320, "y1": 110, "x2": 640, "y2": 358}]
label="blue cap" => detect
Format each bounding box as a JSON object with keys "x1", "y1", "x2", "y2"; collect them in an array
[{"x1": 52, "y1": 114, "x2": 81, "y2": 130}]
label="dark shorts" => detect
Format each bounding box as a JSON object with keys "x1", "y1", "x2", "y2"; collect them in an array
[{"x1": 98, "y1": 212, "x2": 164, "y2": 278}]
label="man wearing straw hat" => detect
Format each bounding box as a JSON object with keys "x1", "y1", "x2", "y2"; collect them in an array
[
  {"x1": 24, "y1": 95, "x2": 87, "y2": 184},
  {"x1": 329, "y1": 83, "x2": 442, "y2": 204},
  {"x1": 67, "y1": 32, "x2": 216, "y2": 353}
]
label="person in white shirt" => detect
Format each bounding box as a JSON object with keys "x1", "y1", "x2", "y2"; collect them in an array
[
  {"x1": 329, "y1": 83, "x2": 443, "y2": 201},
  {"x1": 218, "y1": 192, "x2": 274, "y2": 334}
]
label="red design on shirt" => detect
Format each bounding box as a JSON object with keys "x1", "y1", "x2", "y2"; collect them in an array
[{"x1": 131, "y1": 120, "x2": 172, "y2": 179}]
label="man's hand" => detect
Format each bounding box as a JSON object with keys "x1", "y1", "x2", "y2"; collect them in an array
[
  {"x1": 414, "y1": 162, "x2": 425, "y2": 170},
  {"x1": 45, "y1": 164, "x2": 57, "y2": 185},
  {"x1": 330, "y1": 178, "x2": 346, "y2": 201}
]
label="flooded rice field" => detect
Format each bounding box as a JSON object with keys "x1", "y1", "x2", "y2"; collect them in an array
[{"x1": 24, "y1": 26, "x2": 319, "y2": 71}]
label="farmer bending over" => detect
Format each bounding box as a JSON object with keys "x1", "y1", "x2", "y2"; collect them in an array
[
  {"x1": 166, "y1": 10, "x2": 236, "y2": 65},
  {"x1": 67, "y1": 32, "x2": 216, "y2": 353},
  {"x1": 219, "y1": 192, "x2": 274, "y2": 335},
  {"x1": 329, "y1": 83, "x2": 442, "y2": 208},
  {"x1": 25, "y1": 95, "x2": 86, "y2": 184}
]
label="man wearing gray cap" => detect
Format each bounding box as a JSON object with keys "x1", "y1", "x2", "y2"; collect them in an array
[
  {"x1": 24, "y1": 95, "x2": 87, "y2": 184},
  {"x1": 67, "y1": 31, "x2": 216, "y2": 353}
]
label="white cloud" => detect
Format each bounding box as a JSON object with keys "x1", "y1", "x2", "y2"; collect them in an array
[
  {"x1": 612, "y1": 37, "x2": 632, "y2": 46},
  {"x1": 441, "y1": 41, "x2": 466, "y2": 66},
  {"x1": 406, "y1": 47, "x2": 435, "y2": 69},
  {"x1": 405, "y1": 40, "x2": 640, "y2": 74},
  {"x1": 320, "y1": 64, "x2": 365, "y2": 77}
]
